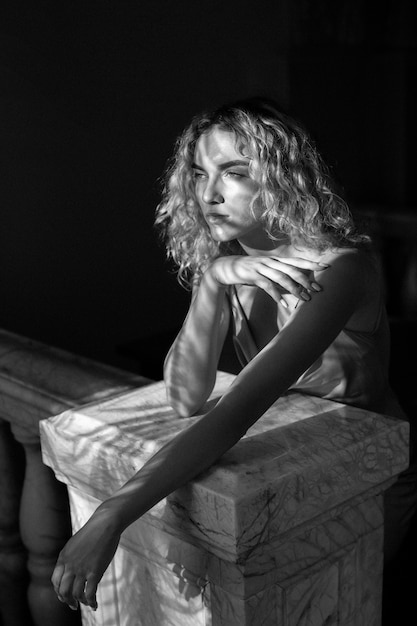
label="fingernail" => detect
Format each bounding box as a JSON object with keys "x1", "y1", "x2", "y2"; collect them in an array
[
  {"x1": 279, "y1": 297, "x2": 288, "y2": 309},
  {"x1": 310, "y1": 282, "x2": 322, "y2": 292},
  {"x1": 300, "y1": 291, "x2": 311, "y2": 301},
  {"x1": 318, "y1": 264, "x2": 330, "y2": 269}
]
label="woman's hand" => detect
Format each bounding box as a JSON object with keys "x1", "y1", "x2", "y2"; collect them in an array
[
  {"x1": 51, "y1": 510, "x2": 121, "y2": 612},
  {"x1": 208, "y1": 255, "x2": 328, "y2": 304}
]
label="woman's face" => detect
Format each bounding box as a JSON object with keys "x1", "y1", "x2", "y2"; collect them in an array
[{"x1": 192, "y1": 127, "x2": 271, "y2": 250}]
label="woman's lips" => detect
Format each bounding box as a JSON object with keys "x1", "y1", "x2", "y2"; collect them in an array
[{"x1": 205, "y1": 213, "x2": 229, "y2": 225}]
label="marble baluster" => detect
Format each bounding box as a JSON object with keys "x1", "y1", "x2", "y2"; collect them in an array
[
  {"x1": 11, "y1": 420, "x2": 81, "y2": 626},
  {"x1": 0, "y1": 327, "x2": 150, "y2": 624},
  {"x1": 0, "y1": 418, "x2": 33, "y2": 626}
]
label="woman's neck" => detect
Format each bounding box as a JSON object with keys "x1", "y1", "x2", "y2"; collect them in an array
[{"x1": 239, "y1": 234, "x2": 291, "y2": 257}]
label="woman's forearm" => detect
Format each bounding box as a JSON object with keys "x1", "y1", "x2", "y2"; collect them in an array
[
  {"x1": 94, "y1": 339, "x2": 299, "y2": 536},
  {"x1": 94, "y1": 387, "x2": 257, "y2": 534},
  {"x1": 164, "y1": 268, "x2": 229, "y2": 416}
]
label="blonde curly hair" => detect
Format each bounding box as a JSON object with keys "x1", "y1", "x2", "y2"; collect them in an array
[{"x1": 155, "y1": 97, "x2": 369, "y2": 287}]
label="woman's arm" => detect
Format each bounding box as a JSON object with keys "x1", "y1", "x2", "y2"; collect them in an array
[
  {"x1": 52, "y1": 250, "x2": 366, "y2": 611},
  {"x1": 165, "y1": 255, "x2": 329, "y2": 416},
  {"x1": 164, "y1": 269, "x2": 230, "y2": 417},
  {"x1": 122, "y1": 252, "x2": 368, "y2": 517}
]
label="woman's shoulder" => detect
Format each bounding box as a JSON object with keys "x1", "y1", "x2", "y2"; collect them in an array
[
  {"x1": 317, "y1": 244, "x2": 374, "y2": 263},
  {"x1": 291, "y1": 243, "x2": 378, "y2": 277},
  {"x1": 318, "y1": 246, "x2": 383, "y2": 329},
  {"x1": 288, "y1": 244, "x2": 381, "y2": 316},
  {"x1": 326, "y1": 245, "x2": 381, "y2": 289}
]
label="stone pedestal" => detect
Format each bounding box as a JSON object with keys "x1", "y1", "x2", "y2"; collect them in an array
[{"x1": 40, "y1": 373, "x2": 409, "y2": 626}]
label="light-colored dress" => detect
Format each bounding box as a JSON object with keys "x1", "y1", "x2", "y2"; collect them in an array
[{"x1": 229, "y1": 284, "x2": 395, "y2": 415}]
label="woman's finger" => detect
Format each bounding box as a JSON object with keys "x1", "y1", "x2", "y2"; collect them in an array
[
  {"x1": 262, "y1": 260, "x2": 325, "y2": 293},
  {"x1": 256, "y1": 265, "x2": 312, "y2": 297},
  {"x1": 51, "y1": 563, "x2": 65, "y2": 594},
  {"x1": 85, "y1": 577, "x2": 99, "y2": 610},
  {"x1": 72, "y1": 575, "x2": 88, "y2": 605},
  {"x1": 56, "y1": 570, "x2": 78, "y2": 610},
  {"x1": 270, "y1": 256, "x2": 330, "y2": 270}
]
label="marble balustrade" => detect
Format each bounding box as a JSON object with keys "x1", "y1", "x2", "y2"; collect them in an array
[
  {"x1": 0, "y1": 329, "x2": 150, "y2": 626},
  {"x1": 40, "y1": 372, "x2": 409, "y2": 626}
]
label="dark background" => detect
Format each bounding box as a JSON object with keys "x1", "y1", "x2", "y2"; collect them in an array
[{"x1": 0, "y1": 0, "x2": 416, "y2": 378}]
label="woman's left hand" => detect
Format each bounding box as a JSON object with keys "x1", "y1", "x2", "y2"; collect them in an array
[{"x1": 51, "y1": 510, "x2": 121, "y2": 611}]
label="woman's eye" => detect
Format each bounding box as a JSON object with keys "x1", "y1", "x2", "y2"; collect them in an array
[
  {"x1": 224, "y1": 171, "x2": 245, "y2": 178},
  {"x1": 192, "y1": 171, "x2": 206, "y2": 180}
]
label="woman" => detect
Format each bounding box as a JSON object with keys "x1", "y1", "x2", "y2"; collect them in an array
[{"x1": 52, "y1": 97, "x2": 410, "y2": 612}]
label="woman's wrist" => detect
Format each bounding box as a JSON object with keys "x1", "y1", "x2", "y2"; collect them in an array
[
  {"x1": 94, "y1": 499, "x2": 130, "y2": 535},
  {"x1": 202, "y1": 261, "x2": 227, "y2": 293}
]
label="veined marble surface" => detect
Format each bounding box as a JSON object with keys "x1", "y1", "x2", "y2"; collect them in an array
[
  {"x1": 0, "y1": 328, "x2": 148, "y2": 428},
  {"x1": 40, "y1": 371, "x2": 408, "y2": 559},
  {"x1": 68, "y1": 487, "x2": 210, "y2": 626},
  {"x1": 41, "y1": 371, "x2": 409, "y2": 625}
]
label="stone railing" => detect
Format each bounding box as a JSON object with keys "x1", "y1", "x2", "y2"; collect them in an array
[
  {"x1": 40, "y1": 373, "x2": 408, "y2": 626},
  {"x1": 0, "y1": 329, "x2": 151, "y2": 626}
]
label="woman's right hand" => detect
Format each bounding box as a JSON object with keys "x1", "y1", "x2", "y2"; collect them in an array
[
  {"x1": 51, "y1": 509, "x2": 121, "y2": 612},
  {"x1": 207, "y1": 255, "x2": 328, "y2": 303}
]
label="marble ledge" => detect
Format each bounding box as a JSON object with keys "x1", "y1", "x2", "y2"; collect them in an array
[
  {"x1": 0, "y1": 328, "x2": 150, "y2": 426},
  {"x1": 41, "y1": 371, "x2": 409, "y2": 562},
  {"x1": 68, "y1": 481, "x2": 385, "y2": 625},
  {"x1": 117, "y1": 487, "x2": 385, "y2": 595}
]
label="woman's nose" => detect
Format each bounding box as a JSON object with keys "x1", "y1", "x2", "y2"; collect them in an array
[{"x1": 202, "y1": 178, "x2": 224, "y2": 205}]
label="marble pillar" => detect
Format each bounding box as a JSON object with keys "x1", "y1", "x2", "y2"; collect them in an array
[{"x1": 40, "y1": 372, "x2": 409, "y2": 626}]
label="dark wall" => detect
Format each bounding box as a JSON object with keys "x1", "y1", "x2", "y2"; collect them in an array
[
  {"x1": 0, "y1": 1, "x2": 415, "y2": 374},
  {"x1": 287, "y1": 0, "x2": 416, "y2": 207}
]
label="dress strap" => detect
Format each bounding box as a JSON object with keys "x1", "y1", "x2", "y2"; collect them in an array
[{"x1": 227, "y1": 286, "x2": 258, "y2": 365}]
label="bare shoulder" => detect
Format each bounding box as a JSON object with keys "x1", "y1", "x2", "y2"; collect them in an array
[
  {"x1": 314, "y1": 247, "x2": 382, "y2": 330},
  {"x1": 289, "y1": 244, "x2": 378, "y2": 290},
  {"x1": 317, "y1": 246, "x2": 379, "y2": 289},
  {"x1": 318, "y1": 245, "x2": 374, "y2": 268}
]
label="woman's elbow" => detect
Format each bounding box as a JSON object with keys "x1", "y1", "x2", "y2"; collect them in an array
[
  {"x1": 166, "y1": 390, "x2": 203, "y2": 418},
  {"x1": 164, "y1": 377, "x2": 208, "y2": 417},
  {"x1": 164, "y1": 365, "x2": 213, "y2": 417}
]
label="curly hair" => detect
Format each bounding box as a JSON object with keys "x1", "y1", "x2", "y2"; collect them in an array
[{"x1": 155, "y1": 97, "x2": 370, "y2": 287}]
